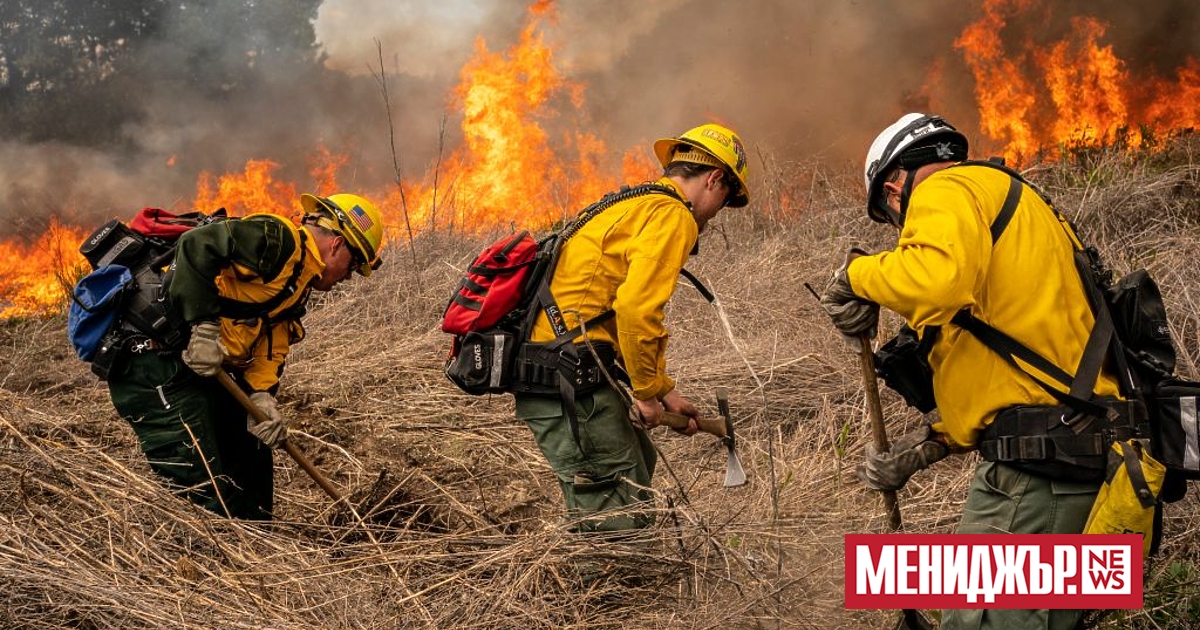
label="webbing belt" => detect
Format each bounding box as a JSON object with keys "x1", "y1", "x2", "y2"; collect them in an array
[
  {"x1": 979, "y1": 401, "x2": 1138, "y2": 461},
  {"x1": 980, "y1": 433, "x2": 1107, "y2": 462}
]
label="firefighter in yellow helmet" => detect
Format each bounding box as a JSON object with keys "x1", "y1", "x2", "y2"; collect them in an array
[
  {"x1": 106, "y1": 193, "x2": 385, "y2": 520},
  {"x1": 514, "y1": 122, "x2": 750, "y2": 533}
]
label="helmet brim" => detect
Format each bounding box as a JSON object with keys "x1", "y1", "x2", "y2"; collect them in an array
[{"x1": 653, "y1": 137, "x2": 681, "y2": 168}]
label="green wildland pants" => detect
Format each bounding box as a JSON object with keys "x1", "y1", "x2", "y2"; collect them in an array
[
  {"x1": 108, "y1": 351, "x2": 274, "y2": 520},
  {"x1": 941, "y1": 460, "x2": 1102, "y2": 630},
  {"x1": 516, "y1": 386, "x2": 657, "y2": 532}
]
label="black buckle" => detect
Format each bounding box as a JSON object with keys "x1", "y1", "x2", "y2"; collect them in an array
[
  {"x1": 556, "y1": 348, "x2": 581, "y2": 369},
  {"x1": 996, "y1": 435, "x2": 1050, "y2": 461},
  {"x1": 578, "y1": 365, "x2": 602, "y2": 388}
]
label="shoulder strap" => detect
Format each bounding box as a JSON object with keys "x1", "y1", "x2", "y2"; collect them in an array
[
  {"x1": 948, "y1": 159, "x2": 1028, "y2": 245},
  {"x1": 679, "y1": 268, "x2": 715, "y2": 303},
  {"x1": 990, "y1": 175, "x2": 1023, "y2": 244},
  {"x1": 948, "y1": 165, "x2": 1132, "y2": 417},
  {"x1": 525, "y1": 183, "x2": 688, "y2": 341},
  {"x1": 951, "y1": 309, "x2": 1109, "y2": 417},
  {"x1": 556, "y1": 183, "x2": 685, "y2": 242},
  {"x1": 951, "y1": 158, "x2": 1056, "y2": 208},
  {"x1": 217, "y1": 223, "x2": 309, "y2": 320}
]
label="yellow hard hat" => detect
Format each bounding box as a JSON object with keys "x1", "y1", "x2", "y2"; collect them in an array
[
  {"x1": 653, "y1": 123, "x2": 750, "y2": 207},
  {"x1": 300, "y1": 192, "x2": 385, "y2": 276}
]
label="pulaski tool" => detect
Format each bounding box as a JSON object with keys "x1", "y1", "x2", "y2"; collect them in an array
[
  {"x1": 216, "y1": 370, "x2": 401, "y2": 583},
  {"x1": 804, "y1": 281, "x2": 933, "y2": 629},
  {"x1": 660, "y1": 387, "x2": 747, "y2": 487},
  {"x1": 859, "y1": 334, "x2": 903, "y2": 531}
]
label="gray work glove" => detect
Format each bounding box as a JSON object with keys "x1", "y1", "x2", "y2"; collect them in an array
[
  {"x1": 181, "y1": 320, "x2": 227, "y2": 376},
  {"x1": 857, "y1": 423, "x2": 949, "y2": 491},
  {"x1": 247, "y1": 391, "x2": 288, "y2": 449},
  {"x1": 819, "y1": 248, "x2": 879, "y2": 343}
]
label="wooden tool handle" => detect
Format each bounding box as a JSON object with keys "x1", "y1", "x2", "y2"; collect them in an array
[
  {"x1": 859, "y1": 334, "x2": 902, "y2": 532},
  {"x1": 660, "y1": 411, "x2": 728, "y2": 438},
  {"x1": 716, "y1": 387, "x2": 730, "y2": 419},
  {"x1": 215, "y1": 370, "x2": 347, "y2": 505}
]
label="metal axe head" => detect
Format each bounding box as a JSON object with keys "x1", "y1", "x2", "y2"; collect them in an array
[{"x1": 715, "y1": 387, "x2": 747, "y2": 487}]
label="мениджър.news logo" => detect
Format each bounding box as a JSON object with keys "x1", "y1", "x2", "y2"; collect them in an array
[{"x1": 845, "y1": 534, "x2": 1143, "y2": 610}]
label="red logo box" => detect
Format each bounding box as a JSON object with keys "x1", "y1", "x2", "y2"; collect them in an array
[{"x1": 845, "y1": 534, "x2": 1142, "y2": 609}]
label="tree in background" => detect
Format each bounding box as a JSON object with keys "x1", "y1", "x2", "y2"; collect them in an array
[
  {"x1": 0, "y1": 0, "x2": 166, "y2": 146},
  {"x1": 0, "y1": 0, "x2": 323, "y2": 148}
]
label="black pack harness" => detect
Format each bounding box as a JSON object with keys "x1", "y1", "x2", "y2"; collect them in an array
[
  {"x1": 513, "y1": 183, "x2": 714, "y2": 447},
  {"x1": 924, "y1": 160, "x2": 1149, "y2": 479},
  {"x1": 107, "y1": 219, "x2": 312, "y2": 384}
]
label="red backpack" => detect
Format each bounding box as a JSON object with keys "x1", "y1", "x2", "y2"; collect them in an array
[
  {"x1": 79, "y1": 207, "x2": 228, "y2": 270},
  {"x1": 441, "y1": 230, "x2": 540, "y2": 335},
  {"x1": 128, "y1": 207, "x2": 222, "y2": 240},
  {"x1": 441, "y1": 183, "x2": 688, "y2": 396}
]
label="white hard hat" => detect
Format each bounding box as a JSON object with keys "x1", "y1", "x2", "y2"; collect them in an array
[{"x1": 863, "y1": 113, "x2": 968, "y2": 223}]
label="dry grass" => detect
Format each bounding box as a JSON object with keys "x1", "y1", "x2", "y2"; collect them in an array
[{"x1": 2, "y1": 138, "x2": 1199, "y2": 629}]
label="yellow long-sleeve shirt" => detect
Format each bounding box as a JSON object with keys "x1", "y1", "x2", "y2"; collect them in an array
[
  {"x1": 848, "y1": 164, "x2": 1120, "y2": 449},
  {"x1": 528, "y1": 178, "x2": 698, "y2": 400}
]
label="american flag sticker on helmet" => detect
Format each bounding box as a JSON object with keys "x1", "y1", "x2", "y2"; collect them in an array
[{"x1": 349, "y1": 204, "x2": 374, "y2": 232}]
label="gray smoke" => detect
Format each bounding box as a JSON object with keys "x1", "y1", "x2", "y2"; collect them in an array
[{"x1": 2, "y1": 0, "x2": 1197, "y2": 237}]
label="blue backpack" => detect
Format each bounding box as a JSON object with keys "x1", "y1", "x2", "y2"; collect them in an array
[{"x1": 67, "y1": 265, "x2": 133, "y2": 362}]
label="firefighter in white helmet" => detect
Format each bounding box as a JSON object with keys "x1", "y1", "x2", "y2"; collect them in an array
[
  {"x1": 514, "y1": 123, "x2": 749, "y2": 533},
  {"x1": 107, "y1": 193, "x2": 385, "y2": 520},
  {"x1": 821, "y1": 114, "x2": 1128, "y2": 629}
]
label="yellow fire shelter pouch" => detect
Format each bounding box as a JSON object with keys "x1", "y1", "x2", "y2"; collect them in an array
[{"x1": 1083, "y1": 440, "x2": 1165, "y2": 554}]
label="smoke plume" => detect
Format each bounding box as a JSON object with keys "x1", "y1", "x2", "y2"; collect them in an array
[{"x1": 1, "y1": 0, "x2": 1197, "y2": 237}]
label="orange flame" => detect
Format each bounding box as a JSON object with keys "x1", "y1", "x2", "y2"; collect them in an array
[
  {"x1": 401, "y1": 0, "x2": 622, "y2": 232},
  {"x1": 954, "y1": 0, "x2": 1039, "y2": 161},
  {"x1": 956, "y1": 0, "x2": 1200, "y2": 163},
  {"x1": 0, "y1": 219, "x2": 89, "y2": 318},
  {"x1": 621, "y1": 148, "x2": 660, "y2": 185},
  {"x1": 6, "y1": 0, "x2": 696, "y2": 318},
  {"x1": 308, "y1": 145, "x2": 348, "y2": 197},
  {"x1": 1144, "y1": 57, "x2": 1200, "y2": 129},
  {"x1": 1040, "y1": 17, "x2": 1130, "y2": 147},
  {"x1": 193, "y1": 159, "x2": 299, "y2": 217}
]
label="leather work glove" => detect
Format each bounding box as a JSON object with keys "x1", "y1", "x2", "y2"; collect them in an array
[
  {"x1": 246, "y1": 391, "x2": 288, "y2": 449},
  {"x1": 181, "y1": 320, "x2": 227, "y2": 376},
  {"x1": 819, "y1": 248, "x2": 879, "y2": 344},
  {"x1": 857, "y1": 423, "x2": 949, "y2": 491}
]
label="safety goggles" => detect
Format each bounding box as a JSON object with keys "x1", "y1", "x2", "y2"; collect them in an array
[
  {"x1": 342, "y1": 237, "x2": 382, "y2": 274},
  {"x1": 345, "y1": 240, "x2": 368, "y2": 270}
]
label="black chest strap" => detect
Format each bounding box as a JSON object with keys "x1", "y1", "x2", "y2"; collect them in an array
[
  {"x1": 217, "y1": 228, "x2": 309, "y2": 320},
  {"x1": 948, "y1": 163, "x2": 1122, "y2": 420}
]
